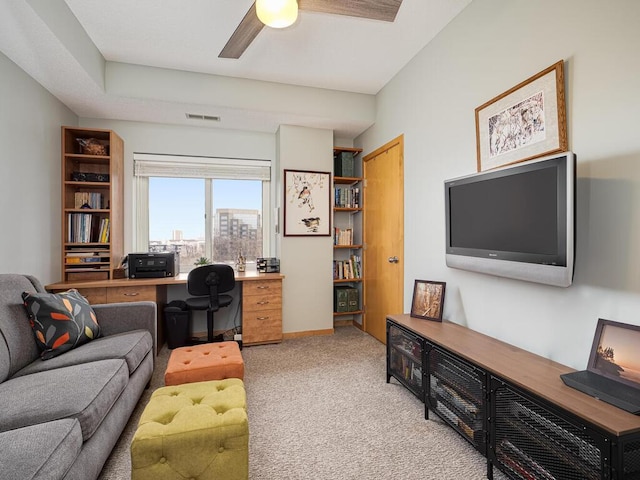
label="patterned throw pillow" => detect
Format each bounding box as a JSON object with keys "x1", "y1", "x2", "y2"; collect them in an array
[{"x1": 22, "y1": 289, "x2": 101, "y2": 360}]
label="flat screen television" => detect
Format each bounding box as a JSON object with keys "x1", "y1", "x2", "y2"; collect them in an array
[{"x1": 444, "y1": 151, "x2": 576, "y2": 287}]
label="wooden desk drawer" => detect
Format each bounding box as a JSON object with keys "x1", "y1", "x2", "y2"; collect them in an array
[
  {"x1": 106, "y1": 285, "x2": 157, "y2": 303},
  {"x1": 75, "y1": 287, "x2": 107, "y2": 305},
  {"x1": 243, "y1": 309, "x2": 282, "y2": 345},
  {"x1": 243, "y1": 279, "x2": 282, "y2": 297},
  {"x1": 242, "y1": 292, "x2": 282, "y2": 312}
]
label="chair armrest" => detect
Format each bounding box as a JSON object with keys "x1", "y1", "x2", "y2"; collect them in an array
[{"x1": 92, "y1": 301, "x2": 157, "y2": 355}]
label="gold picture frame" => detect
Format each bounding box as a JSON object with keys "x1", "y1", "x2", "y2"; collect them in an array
[
  {"x1": 475, "y1": 60, "x2": 567, "y2": 172},
  {"x1": 410, "y1": 280, "x2": 446, "y2": 322}
]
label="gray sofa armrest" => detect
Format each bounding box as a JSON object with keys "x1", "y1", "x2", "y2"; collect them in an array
[{"x1": 91, "y1": 301, "x2": 157, "y2": 355}]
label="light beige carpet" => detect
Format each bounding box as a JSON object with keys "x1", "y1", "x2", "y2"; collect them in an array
[{"x1": 98, "y1": 326, "x2": 506, "y2": 479}]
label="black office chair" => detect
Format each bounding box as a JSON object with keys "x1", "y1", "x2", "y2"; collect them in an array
[{"x1": 185, "y1": 264, "x2": 235, "y2": 343}]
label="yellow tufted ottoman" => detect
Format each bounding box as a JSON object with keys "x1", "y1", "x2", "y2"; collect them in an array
[
  {"x1": 164, "y1": 341, "x2": 244, "y2": 386},
  {"x1": 131, "y1": 378, "x2": 248, "y2": 480}
]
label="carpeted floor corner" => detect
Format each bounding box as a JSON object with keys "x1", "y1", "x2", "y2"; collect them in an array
[{"x1": 99, "y1": 326, "x2": 506, "y2": 479}]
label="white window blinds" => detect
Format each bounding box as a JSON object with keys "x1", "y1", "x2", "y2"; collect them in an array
[{"x1": 134, "y1": 153, "x2": 271, "y2": 180}]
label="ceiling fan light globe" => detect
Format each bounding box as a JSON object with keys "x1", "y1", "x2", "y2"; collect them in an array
[{"x1": 256, "y1": 0, "x2": 298, "y2": 28}]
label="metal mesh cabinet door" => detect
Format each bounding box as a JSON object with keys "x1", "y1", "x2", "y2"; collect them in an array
[
  {"x1": 491, "y1": 377, "x2": 609, "y2": 480},
  {"x1": 619, "y1": 436, "x2": 640, "y2": 479},
  {"x1": 386, "y1": 320, "x2": 425, "y2": 401},
  {"x1": 427, "y1": 345, "x2": 487, "y2": 455}
]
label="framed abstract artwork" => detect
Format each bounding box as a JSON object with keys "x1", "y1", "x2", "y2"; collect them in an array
[
  {"x1": 283, "y1": 169, "x2": 331, "y2": 236},
  {"x1": 475, "y1": 60, "x2": 567, "y2": 172}
]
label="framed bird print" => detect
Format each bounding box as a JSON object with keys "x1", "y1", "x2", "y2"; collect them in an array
[{"x1": 284, "y1": 169, "x2": 331, "y2": 236}]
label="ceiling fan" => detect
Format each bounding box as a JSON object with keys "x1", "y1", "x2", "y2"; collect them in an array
[{"x1": 219, "y1": 0, "x2": 403, "y2": 59}]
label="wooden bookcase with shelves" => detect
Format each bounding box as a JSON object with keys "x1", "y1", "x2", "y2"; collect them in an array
[
  {"x1": 333, "y1": 147, "x2": 364, "y2": 320},
  {"x1": 61, "y1": 127, "x2": 124, "y2": 282}
]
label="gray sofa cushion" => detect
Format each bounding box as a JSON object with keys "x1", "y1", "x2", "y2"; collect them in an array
[
  {"x1": 13, "y1": 329, "x2": 153, "y2": 378},
  {"x1": 0, "y1": 274, "x2": 43, "y2": 381},
  {"x1": 0, "y1": 359, "x2": 128, "y2": 440},
  {"x1": 0, "y1": 419, "x2": 82, "y2": 480}
]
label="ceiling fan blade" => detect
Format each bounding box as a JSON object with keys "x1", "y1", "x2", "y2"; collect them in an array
[
  {"x1": 219, "y1": 2, "x2": 265, "y2": 59},
  {"x1": 299, "y1": 0, "x2": 402, "y2": 22}
]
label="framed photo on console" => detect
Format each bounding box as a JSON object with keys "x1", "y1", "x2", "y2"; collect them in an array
[{"x1": 410, "y1": 280, "x2": 446, "y2": 322}]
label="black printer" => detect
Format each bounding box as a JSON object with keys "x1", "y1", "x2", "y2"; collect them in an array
[{"x1": 128, "y1": 252, "x2": 179, "y2": 278}]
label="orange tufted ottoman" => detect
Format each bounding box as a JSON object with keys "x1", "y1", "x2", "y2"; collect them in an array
[{"x1": 164, "y1": 341, "x2": 244, "y2": 386}]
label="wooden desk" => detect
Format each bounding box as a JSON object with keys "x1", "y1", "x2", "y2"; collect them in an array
[{"x1": 46, "y1": 272, "x2": 284, "y2": 350}]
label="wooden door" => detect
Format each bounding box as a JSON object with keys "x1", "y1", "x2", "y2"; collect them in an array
[{"x1": 363, "y1": 135, "x2": 404, "y2": 344}]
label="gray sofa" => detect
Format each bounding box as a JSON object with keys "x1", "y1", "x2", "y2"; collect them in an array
[{"x1": 0, "y1": 274, "x2": 156, "y2": 480}]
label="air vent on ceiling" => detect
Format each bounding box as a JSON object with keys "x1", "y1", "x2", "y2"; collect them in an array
[{"x1": 186, "y1": 113, "x2": 221, "y2": 121}]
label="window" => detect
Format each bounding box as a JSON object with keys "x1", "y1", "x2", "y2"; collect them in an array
[{"x1": 135, "y1": 154, "x2": 271, "y2": 273}]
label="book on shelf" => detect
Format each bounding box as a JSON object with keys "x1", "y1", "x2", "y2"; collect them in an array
[
  {"x1": 66, "y1": 258, "x2": 101, "y2": 264},
  {"x1": 99, "y1": 217, "x2": 110, "y2": 243},
  {"x1": 67, "y1": 213, "x2": 109, "y2": 243},
  {"x1": 334, "y1": 186, "x2": 360, "y2": 208},
  {"x1": 65, "y1": 251, "x2": 97, "y2": 264},
  {"x1": 333, "y1": 227, "x2": 353, "y2": 246},
  {"x1": 74, "y1": 191, "x2": 104, "y2": 209},
  {"x1": 345, "y1": 260, "x2": 353, "y2": 279},
  {"x1": 350, "y1": 254, "x2": 361, "y2": 278},
  {"x1": 333, "y1": 260, "x2": 342, "y2": 279},
  {"x1": 333, "y1": 255, "x2": 362, "y2": 280}
]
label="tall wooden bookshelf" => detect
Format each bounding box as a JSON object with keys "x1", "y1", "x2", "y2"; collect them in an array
[
  {"x1": 333, "y1": 147, "x2": 363, "y2": 326},
  {"x1": 61, "y1": 127, "x2": 124, "y2": 281}
]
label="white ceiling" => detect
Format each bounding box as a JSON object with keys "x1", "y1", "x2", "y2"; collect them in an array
[{"x1": 0, "y1": 0, "x2": 472, "y2": 138}]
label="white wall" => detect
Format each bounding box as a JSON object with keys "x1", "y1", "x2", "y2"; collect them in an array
[
  {"x1": 0, "y1": 52, "x2": 77, "y2": 284},
  {"x1": 277, "y1": 125, "x2": 335, "y2": 334},
  {"x1": 357, "y1": 0, "x2": 640, "y2": 369}
]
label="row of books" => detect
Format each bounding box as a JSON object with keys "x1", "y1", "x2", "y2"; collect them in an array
[
  {"x1": 334, "y1": 227, "x2": 354, "y2": 246},
  {"x1": 65, "y1": 251, "x2": 110, "y2": 264},
  {"x1": 74, "y1": 191, "x2": 104, "y2": 209},
  {"x1": 333, "y1": 254, "x2": 362, "y2": 280},
  {"x1": 334, "y1": 186, "x2": 360, "y2": 208},
  {"x1": 98, "y1": 218, "x2": 110, "y2": 243},
  {"x1": 67, "y1": 213, "x2": 109, "y2": 243}
]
